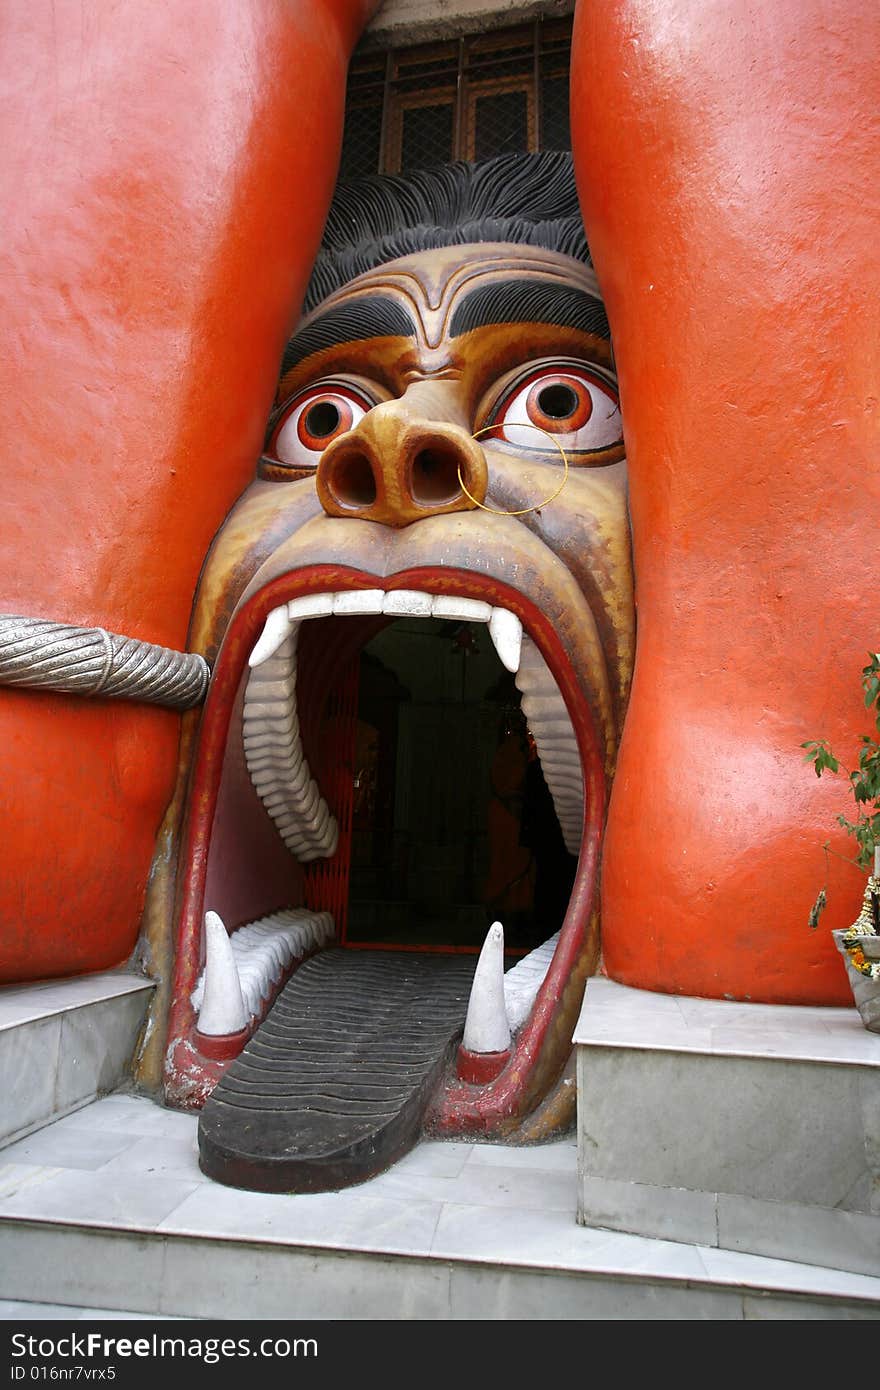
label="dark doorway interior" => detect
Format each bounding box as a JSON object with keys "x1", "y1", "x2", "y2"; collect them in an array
[{"x1": 345, "y1": 619, "x2": 575, "y2": 950}]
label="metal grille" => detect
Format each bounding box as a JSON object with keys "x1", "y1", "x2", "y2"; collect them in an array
[
  {"x1": 541, "y1": 74, "x2": 571, "y2": 150},
  {"x1": 473, "y1": 87, "x2": 530, "y2": 161},
  {"x1": 339, "y1": 101, "x2": 383, "y2": 181},
  {"x1": 400, "y1": 100, "x2": 456, "y2": 172},
  {"x1": 339, "y1": 55, "x2": 386, "y2": 180},
  {"x1": 340, "y1": 17, "x2": 573, "y2": 179}
]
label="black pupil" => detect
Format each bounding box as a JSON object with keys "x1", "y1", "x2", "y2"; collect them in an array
[
  {"x1": 305, "y1": 400, "x2": 342, "y2": 438},
  {"x1": 537, "y1": 382, "x2": 579, "y2": 419}
]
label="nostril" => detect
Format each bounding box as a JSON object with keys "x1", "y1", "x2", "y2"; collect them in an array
[
  {"x1": 410, "y1": 447, "x2": 464, "y2": 506},
  {"x1": 326, "y1": 451, "x2": 377, "y2": 509}
]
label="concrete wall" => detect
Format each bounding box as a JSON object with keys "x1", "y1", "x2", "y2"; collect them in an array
[{"x1": 365, "y1": 0, "x2": 573, "y2": 46}]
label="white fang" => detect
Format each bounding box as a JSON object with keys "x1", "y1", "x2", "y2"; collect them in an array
[
  {"x1": 462, "y1": 921, "x2": 511, "y2": 1054},
  {"x1": 488, "y1": 608, "x2": 523, "y2": 673},
  {"x1": 197, "y1": 911, "x2": 248, "y2": 1036},
  {"x1": 249, "y1": 605, "x2": 293, "y2": 668}
]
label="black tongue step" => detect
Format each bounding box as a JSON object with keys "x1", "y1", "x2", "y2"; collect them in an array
[{"x1": 198, "y1": 948, "x2": 477, "y2": 1193}]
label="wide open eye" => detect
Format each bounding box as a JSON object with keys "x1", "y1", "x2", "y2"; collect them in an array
[
  {"x1": 269, "y1": 382, "x2": 374, "y2": 469},
  {"x1": 490, "y1": 365, "x2": 622, "y2": 456}
]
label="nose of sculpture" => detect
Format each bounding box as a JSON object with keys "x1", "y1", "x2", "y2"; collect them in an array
[{"x1": 316, "y1": 388, "x2": 488, "y2": 528}]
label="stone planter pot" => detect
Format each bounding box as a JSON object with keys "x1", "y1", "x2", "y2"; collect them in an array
[{"x1": 833, "y1": 929, "x2": 880, "y2": 1033}]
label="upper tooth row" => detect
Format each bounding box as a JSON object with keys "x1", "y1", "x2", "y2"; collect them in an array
[
  {"x1": 250, "y1": 590, "x2": 523, "y2": 673},
  {"x1": 244, "y1": 628, "x2": 338, "y2": 862},
  {"x1": 515, "y1": 635, "x2": 584, "y2": 858}
]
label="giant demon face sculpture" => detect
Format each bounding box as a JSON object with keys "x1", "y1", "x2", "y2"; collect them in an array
[{"x1": 159, "y1": 158, "x2": 634, "y2": 1189}]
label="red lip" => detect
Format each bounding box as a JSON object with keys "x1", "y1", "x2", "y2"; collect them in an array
[{"x1": 164, "y1": 562, "x2": 604, "y2": 1132}]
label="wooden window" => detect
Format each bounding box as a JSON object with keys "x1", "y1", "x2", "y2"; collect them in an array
[{"x1": 339, "y1": 18, "x2": 573, "y2": 182}]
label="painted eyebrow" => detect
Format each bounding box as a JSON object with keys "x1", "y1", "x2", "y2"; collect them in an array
[
  {"x1": 280, "y1": 296, "x2": 416, "y2": 376},
  {"x1": 449, "y1": 279, "x2": 610, "y2": 341}
]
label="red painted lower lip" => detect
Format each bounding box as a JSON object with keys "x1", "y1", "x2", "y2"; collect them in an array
[{"x1": 165, "y1": 563, "x2": 605, "y2": 1131}]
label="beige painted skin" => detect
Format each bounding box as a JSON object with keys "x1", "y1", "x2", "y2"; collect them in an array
[
  {"x1": 198, "y1": 245, "x2": 633, "y2": 729},
  {"x1": 141, "y1": 245, "x2": 635, "y2": 1124}
]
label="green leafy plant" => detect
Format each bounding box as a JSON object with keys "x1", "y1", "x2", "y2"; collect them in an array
[{"x1": 803, "y1": 653, "x2": 880, "y2": 927}]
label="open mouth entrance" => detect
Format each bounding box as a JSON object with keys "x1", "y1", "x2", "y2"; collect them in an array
[{"x1": 171, "y1": 570, "x2": 602, "y2": 1191}]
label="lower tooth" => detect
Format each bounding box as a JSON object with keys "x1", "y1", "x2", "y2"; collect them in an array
[
  {"x1": 515, "y1": 635, "x2": 584, "y2": 857},
  {"x1": 503, "y1": 932, "x2": 560, "y2": 1033},
  {"x1": 462, "y1": 922, "x2": 511, "y2": 1054},
  {"x1": 197, "y1": 911, "x2": 248, "y2": 1037}
]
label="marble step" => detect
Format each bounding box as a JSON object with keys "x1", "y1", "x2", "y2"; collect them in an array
[
  {"x1": 0, "y1": 1094, "x2": 879, "y2": 1319},
  {"x1": 574, "y1": 978, "x2": 880, "y2": 1280},
  {"x1": 0, "y1": 973, "x2": 153, "y2": 1148}
]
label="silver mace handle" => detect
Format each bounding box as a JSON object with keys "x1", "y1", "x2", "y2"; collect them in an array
[{"x1": 0, "y1": 614, "x2": 209, "y2": 711}]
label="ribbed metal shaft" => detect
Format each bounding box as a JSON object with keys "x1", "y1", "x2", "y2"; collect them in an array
[{"x1": 0, "y1": 614, "x2": 209, "y2": 710}]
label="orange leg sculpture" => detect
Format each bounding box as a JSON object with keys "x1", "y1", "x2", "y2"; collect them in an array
[
  {"x1": 572, "y1": 0, "x2": 880, "y2": 1003},
  {"x1": 0, "y1": 0, "x2": 378, "y2": 982}
]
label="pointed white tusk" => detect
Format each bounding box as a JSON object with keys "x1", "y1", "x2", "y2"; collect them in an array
[
  {"x1": 488, "y1": 608, "x2": 523, "y2": 674},
  {"x1": 462, "y1": 921, "x2": 511, "y2": 1054},
  {"x1": 198, "y1": 911, "x2": 248, "y2": 1036},
  {"x1": 249, "y1": 605, "x2": 293, "y2": 668}
]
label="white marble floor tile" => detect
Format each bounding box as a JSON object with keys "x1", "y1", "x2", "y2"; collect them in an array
[
  {"x1": 390, "y1": 1140, "x2": 472, "y2": 1178},
  {"x1": 0, "y1": 976, "x2": 151, "y2": 1030},
  {"x1": 431, "y1": 1202, "x2": 623, "y2": 1270},
  {"x1": 431, "y1": 1202, "x2": 713, "y2": 1285},
  {"x1": 96, "y1": 1134, "x2": 207, "y2": 1183},
  {"x1": 675, "y1": 994, "x2": 838, "y2": 1031},
  {"x1": 0, "y1": 1167, "x2": 200, "y2": 1230},
  {"x1": 696, "y1": 1243, "x2": 880, "y2": 1298},
  {"x1": 156, "y1": 1180, "x2": 444, "y2": 1256},
  {"x1": 0, "y1": 1125, "x2": 141, "y2": 1171},
  {"x1": 576, "y1": 978, "x2": 879, "y2": 1065},
  {"x1": 365, "y1": 1157, "x2": 575, "y2": 1213},
  {"x1": 706, "y1": 1024, "x2": 878, "y2": 1066},
  {"x1": 59, "y1": 1096, "x2": 199, "y2": 1139},
  {"x1": 592, "y1": 1230, "x2": 718, "y2": 1281},
  {"x1": 465, "y1": 1139, "x2": 577, "y2": 1171},
  {"x1": 0, "y1": 1164, "x2": 65, "y2": 1201}
]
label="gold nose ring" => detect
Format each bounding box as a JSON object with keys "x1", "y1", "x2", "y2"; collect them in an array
[{"x1": 458, "y1": 422, "x2": 569, "y2": 517}]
